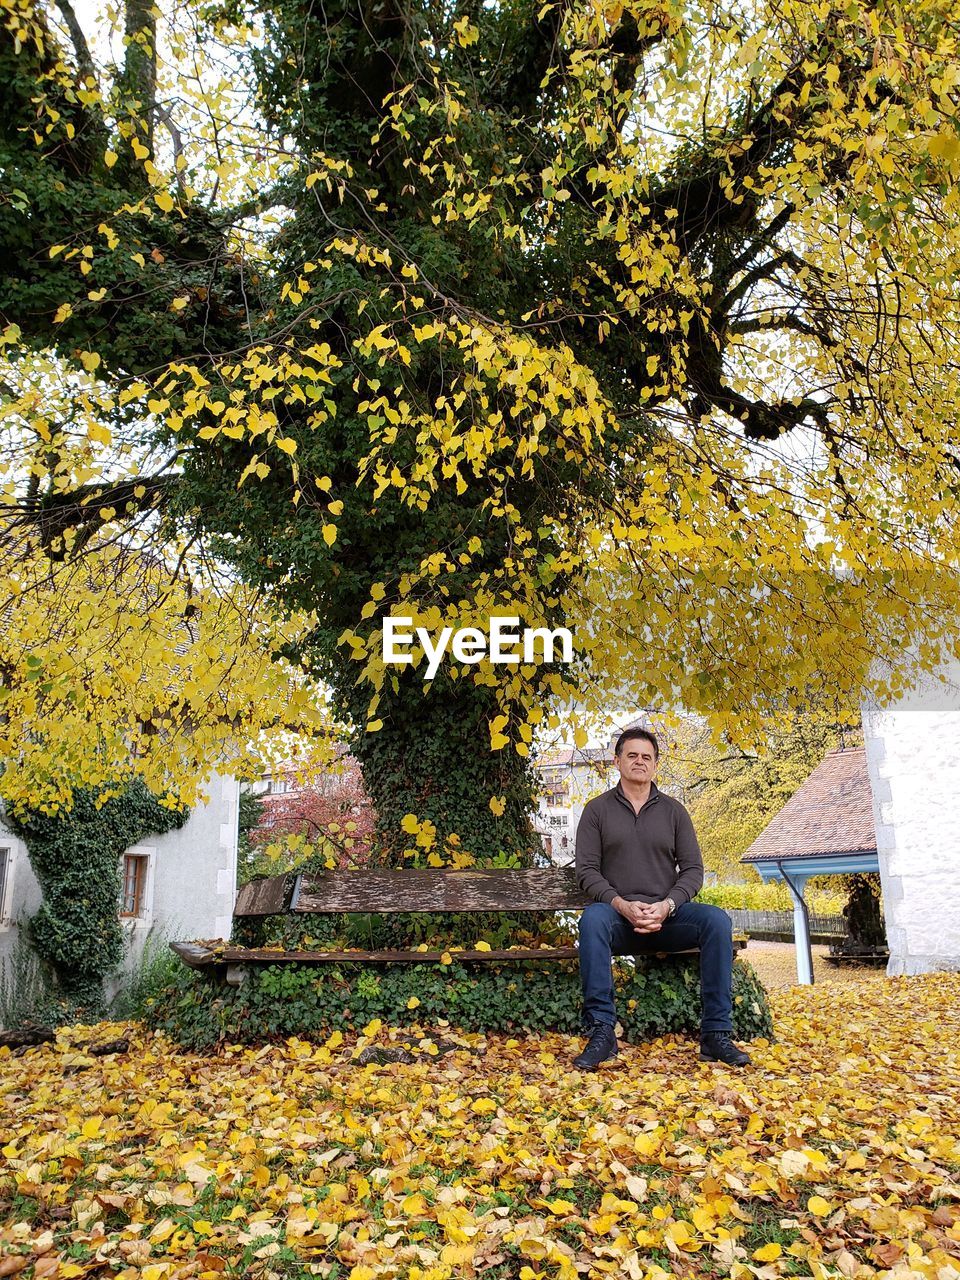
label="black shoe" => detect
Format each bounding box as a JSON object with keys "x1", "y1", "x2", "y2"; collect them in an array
[
  {"x1": 700, "y1": 1032, "x2": 752, "y2": 1067},
  {"x1": 573, "y1": 1023, "x2": 618, "y2": 1070}
]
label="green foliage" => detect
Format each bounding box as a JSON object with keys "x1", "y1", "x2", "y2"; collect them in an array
[
  {"x1": 3, "y1": 783, "x2": 187, "y2": 1016},
  {"x1": 237, "y1": 789, "x2": 268, "y2": 886},
  {"x1": 149, "y1": 955, "x2": 773, "y2": 1051},
  {"x1": 0, "y1": 929, "x2": 50, "y2": 1029},
  {"x1": 698, "y1": 883, "x2": 846, "y2": 913},
  {"x1": 109, "y1": 924, "x2": 183, "y2": 1020},
  {"x1": 343, "y1": 679, "x2": 541, "y2": 868}
]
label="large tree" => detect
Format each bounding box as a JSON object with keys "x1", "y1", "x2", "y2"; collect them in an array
[{"x1": 2, "y1": 0, "x2": 960, "y2": 863}]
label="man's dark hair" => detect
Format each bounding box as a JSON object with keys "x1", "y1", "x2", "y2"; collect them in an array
[{"x1": 614, "y1": 727, "x2": 660, "y2": 759}]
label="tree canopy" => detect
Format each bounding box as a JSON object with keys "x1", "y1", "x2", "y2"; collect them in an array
[
  {"x1": 661, "y1": 714, "x2": 855, "y2": 879},
  {"x1": 2, "y1": 0, "x2": 960, "y2": 859}
]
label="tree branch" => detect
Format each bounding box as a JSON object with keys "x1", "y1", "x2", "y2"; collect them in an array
[
  {"x1": 54, "y1": 0, "x2": 99, "y2": 89},
  {"x1": 9, "y1": 474, "x2": 179, "y2": 557}
]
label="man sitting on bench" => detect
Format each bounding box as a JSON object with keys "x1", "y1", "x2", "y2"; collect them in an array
[{"x1": 572, "y1": 727, "x2": 751, "y2": 1070}]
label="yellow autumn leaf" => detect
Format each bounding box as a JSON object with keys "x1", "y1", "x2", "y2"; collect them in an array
[
  {"x1": 752, "y1": 1242, "x2": 782, "y2": 1261},
  {"x1": 439, "y1": 1244, "x2": 475, "y2": 1266},
  {"x1": 544, "y1": 1198, "x2": 576, "y2": 1215}
]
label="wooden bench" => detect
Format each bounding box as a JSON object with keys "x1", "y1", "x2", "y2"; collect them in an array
[{"x1": 171, "y1": 867, "x2": 746, "y2": 985}]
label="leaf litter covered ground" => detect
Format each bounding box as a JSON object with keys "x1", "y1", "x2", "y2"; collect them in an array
[
  {"x1": 1, "y1": 974, "x2": 959, "y2": 1280},
  {"x1": 730, "y1": 946, "x2": 884, "y2": 992}
]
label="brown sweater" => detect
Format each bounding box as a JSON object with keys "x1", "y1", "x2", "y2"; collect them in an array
[{"x1": 575, "y1": 782, "x2": 704, "y2": 907}]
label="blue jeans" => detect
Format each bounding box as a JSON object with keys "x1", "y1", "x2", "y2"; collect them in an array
[{"x1": 578, "y1": 901, "x2": 735, "y2": 1034}]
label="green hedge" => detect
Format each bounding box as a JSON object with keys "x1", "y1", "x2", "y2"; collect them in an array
[
  {"x1": 149, "y1": 955, "x2": 773, "y2": 1051},
  {"x1": 698, "y1": 883, "x2": 845, "y2": 913}
]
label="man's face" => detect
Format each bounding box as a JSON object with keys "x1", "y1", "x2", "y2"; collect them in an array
[{"x1": 616, "y1": 739, "x2": 658, "y2": 785}]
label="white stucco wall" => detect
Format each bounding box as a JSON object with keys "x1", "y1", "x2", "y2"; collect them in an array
[
  {"x1": 862, "y1": 657, "x2": 960, "y2": 976},
  {"x1": 0, "y1": 774, "x2": 239, "y2": 982}
]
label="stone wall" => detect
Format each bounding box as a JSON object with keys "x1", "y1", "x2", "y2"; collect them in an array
[{"x1": 862, "y1": 657, "x2": 960, "y2": 976}]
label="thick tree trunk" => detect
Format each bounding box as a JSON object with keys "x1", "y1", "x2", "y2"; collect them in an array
[{"x1": 335, "y1": 670, "x2": 539, "y2": 869}]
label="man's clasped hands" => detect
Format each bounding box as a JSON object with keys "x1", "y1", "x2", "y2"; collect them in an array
[{"x1": 611, "y1": 896, "x2": 673, "y2": 933}]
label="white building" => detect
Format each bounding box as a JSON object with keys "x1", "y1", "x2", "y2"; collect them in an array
[
  {"x1": 862, "y1": 654, "x2": 960, "y2": 976},
  {"x1": 0, "y1": 774, "x2": 240, "y2": 984},
  {"x1": 742, "y1": 654, "x2": 960, "y2": 981},
  {"x1": 533, "y1": 744, "x2": 619, "y2": 865}
]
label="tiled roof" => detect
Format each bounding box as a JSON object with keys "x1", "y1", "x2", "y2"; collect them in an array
[{"x1": 742, "y1": 747, "x2": 877, "y2": 863}]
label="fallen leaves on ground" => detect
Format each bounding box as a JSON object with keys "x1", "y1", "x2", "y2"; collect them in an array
[
  {"x1": 1, "y1": 974, "x2": 959, "y2": 1280},
  {"x1": 738, "y1": 943, "x2": 889, "y2": 992}
]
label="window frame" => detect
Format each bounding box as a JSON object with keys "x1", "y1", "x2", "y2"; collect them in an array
[
  {"x1": 120, "y1": 852, "x2": 148, "y2": 918},
  {"x1": 0, "y1": 844, "x2": 12, "y2": 926}
]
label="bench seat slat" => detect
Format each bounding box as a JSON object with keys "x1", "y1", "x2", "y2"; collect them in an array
[
  {"x1": 170, "y1": 939, "x2": 746, "y2": 969},
  {"x1": 225, "y1": 945, "x2": 579, "y2": 963},
  {"x1": 234, "y1": 875, "x2": 295, "y2": 916},
  {"x1": 291, "y1": 868, "x2": 591, "y2": 915},
  {"x1": 170, "y1": 941, "x2": 218, "y2": 968}
]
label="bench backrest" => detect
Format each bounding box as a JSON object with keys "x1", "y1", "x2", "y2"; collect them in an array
[{"x1": 234, "y1": 868, "x2": 591, "y2": 917}]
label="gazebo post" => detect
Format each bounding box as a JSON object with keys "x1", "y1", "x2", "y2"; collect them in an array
[{"x1": 778, "y1": 864, "x2": 814, "y2": 984}]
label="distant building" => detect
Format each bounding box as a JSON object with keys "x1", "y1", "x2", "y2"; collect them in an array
[{"x1": 533, "y1": 743, "x2": 619, "y2": 865}]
